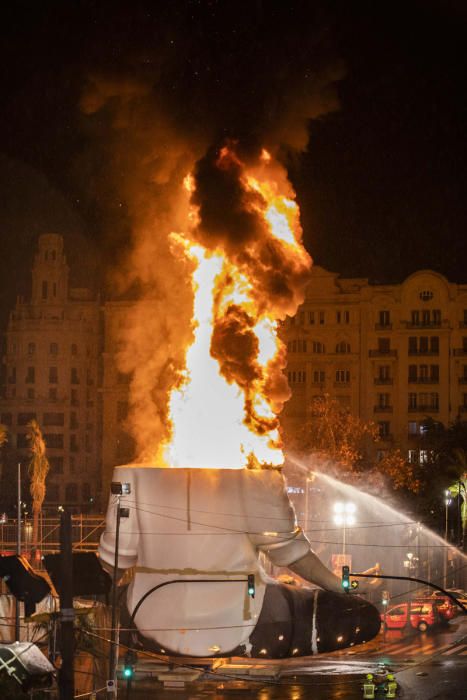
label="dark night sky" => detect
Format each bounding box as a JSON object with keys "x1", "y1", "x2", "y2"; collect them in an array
[{"x1": 0, "y1": 0, "x2": 466, "y2": 324}]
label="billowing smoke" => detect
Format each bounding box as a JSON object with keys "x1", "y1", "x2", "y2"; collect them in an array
[{"x1": 79, "y1": 3, "x2": 343, "y2": 462}]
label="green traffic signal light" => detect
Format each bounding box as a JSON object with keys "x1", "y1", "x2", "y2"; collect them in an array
[
  {"x1": 123, "y1": 666, "x2": 133, "y2": 679},
  {"x1": 342, "y1": 565, "x2": 350, "y2": 591},
  {"x1": 247, "y1": 574, "x2": 255, "y2": 598}
]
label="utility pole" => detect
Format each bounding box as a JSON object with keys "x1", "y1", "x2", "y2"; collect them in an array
[
  {"x1": 15, "y1": 462, "x2": 21, "y2": 641},
  {"x1": 58, "y1": 510, "x2": 74, "y2": 700},
  {"x1": 108, "y1": 494, "x2": 122, "y2": 698}
]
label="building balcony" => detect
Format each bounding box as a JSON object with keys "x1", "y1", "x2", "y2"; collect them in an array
[
  {"x1": 402, "y1": 320, "x2": 448, "y2": 329},
  {"x1": 408, "y1": 350, "x2": 439, "y2": 356},
  {"x1": 408, "y1": 405, "x2": 439, "y2": 413},
  {"x1": 374, "y1": 378, "x2": 393, "y2": 385},
  {"x1": 375, "y1": 323, "x2": 393, "y2": 330},
  {"x1": 369, "y1": 349, "x2": 397, "y2": 358},
  {"x1": 374, "y1": 405, "x2": 393, "y2": 413},
  {"x1": 408, "y1": 377, "x2": 439, "y2": 384},
  {"x1": 453, "y1": 349, "x2": 467, "y2": 356}
]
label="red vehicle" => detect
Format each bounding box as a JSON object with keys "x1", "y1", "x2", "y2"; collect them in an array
[{"x1": 381, "y1": 601, "x2": 439, "y2": 632}]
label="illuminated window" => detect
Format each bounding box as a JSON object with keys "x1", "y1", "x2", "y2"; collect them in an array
[
  {"x1": 408, "y1": 449, "x2": 417, "y2": 463},
  {"x1": 408, "y1": 421, "x2": 418, "y2": 436}
]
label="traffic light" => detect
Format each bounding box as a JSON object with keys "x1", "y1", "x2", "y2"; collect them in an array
[
  {"x1": 341, "y1": 565, "x2": 350, "y2": 591},
  {"x1": 247, "y1": 574, "x2": 255, "y2": 598},
  {"x1": 122, "y1": 650, "x2": 136, "y2": 680},
  {"x1": 351, "y1": 580, "x2": 359, "y2": 590}
]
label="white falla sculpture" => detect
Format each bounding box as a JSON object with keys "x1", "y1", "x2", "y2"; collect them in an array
[{"x1": 99, "y1": 465, "x2": 380, "y2": 658}]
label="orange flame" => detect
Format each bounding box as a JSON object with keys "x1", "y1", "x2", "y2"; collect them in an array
[{"x1": 161, "y1": 147, "x2": 311, "y2": 469}]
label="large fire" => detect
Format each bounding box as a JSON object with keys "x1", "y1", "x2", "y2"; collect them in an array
[{"x1": 159, "y1": 145, "x2": 311, "y2": 469}]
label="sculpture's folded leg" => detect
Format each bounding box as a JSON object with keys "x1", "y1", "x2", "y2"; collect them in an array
[{"x1": 246, "y1": 584, "x2": 381, "y2": 658}]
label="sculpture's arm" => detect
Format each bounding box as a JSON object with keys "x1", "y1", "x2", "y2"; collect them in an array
[{"x1": 287, "y1": 549, "x2": 343, "y2": 593}]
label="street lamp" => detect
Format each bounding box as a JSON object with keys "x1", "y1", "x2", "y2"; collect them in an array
[
  {"x1": 333, "y1": 502, "x2": 356, "y2": 556},
  {"x1": 444, "y1": 489, "x2": 452, "y2": 588},
  {"x1": 108, "y1": 482, "x2": 131, "y2": 698}
]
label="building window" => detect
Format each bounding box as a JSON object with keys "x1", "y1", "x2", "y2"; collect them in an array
[
  {"x1": 336, "y1": 310, "x2": 349, "y2": 324},
  {"x1": 25, "y1": 366, "x2": 35, "y2": 384},
  {"x1": 50, "y1": 342, "x2": 58, "y2": 355},
  {"x1": 49, "y1": 456, "x2": 64, "y2": 474},
  {"x1": 49, "y1": 387, "x2": 58, "y2": 401},
  {"x1": 43, "y1": 412, "x2": 64, "y2": 427},
  {"x1": 18, "y1": 412, "x2": 36, "y2": 426},
  {"x1": 319, "y1": 311, "x2": 325, "y2": 325},
  {"x1": 70, "y1": 434, "x2": 79, "y2": 452},
  {"x1": 378, "y1": 421, "x2": 390, "y2": 438},
  {"x1": 379, "y1": 310, "x2": 390, "y2": 327},
  {"x1": 335, "y1": 370, "x2": 350, "y2": 383},
  {"x1": 312, "y1": 370, "x2": 325, "y2": 384},
  {"x1": 408, "y1": 365, "x2": 417, "y2": 382},
  {"x1": 65, "y1": 483, "x2": 78, "y2": 502},
  {"x1": 379, "y1": 365, "x2": 390, "y2": 380},
  {"x1": 44, "y1": 433, "x2": 64, "y2": 449},
  {"x1": 71, "y1": 389, "x2": 79, "y2": 406},
  {"x1": 0, "y1": 413, "x2": 12, "y2": 425},
  {"x1": 431, "y1": 365, "x2": 439, "y2": 381},
  {"x1": 377, "y1": 338, "x2": 391, "y2": 353},
  {"x1": 336, "y1": 341, "x2": 351, "y2": 354},
  {"x1": 27, "y1": 388, "x2": 35, "y2": 400},
  {"x1": 432, "y1": 309, "x2": 441, "y2": 325},
  {"x1": 49, "y1": 367, "x2": 58, "y2": 384},
  {"x1": 419, "y1": 450, "x2": 430, "y2": 464},
  {"x1": 431, "y1": 336, "x2": 439, "y2": 353},
  {"x1": 408, "y1": 337, "x2": 417, "y2": 354},
  {"x1": 71, "y1": 343, "x2": 78, "y2": 356},
  {"x1": 288, "y1": 370, "x2": 306, "y2": 384},
  {"x1": 16, "y1": 433, "x2": 29, "y2": 448},
  {"x1": 46, "y1": 483, "x2": 59, "y2": 502},
  {"x1": 27, "y1": 342, "x2": 36, "y2": 355},
  {"x1": 70, "y1": 412, "x2": 79, "y2": 429},
  {"x1": 71, "y1": 367, "x2": 80, "y2": 384},
  {"x1": 312, "y1": 341, "x2": 325, "y2": 354},
  {"x1": 419, "y1": 290, "x2": 433, "y2": 301},
  {"x1": 408, "y1": 421, "x2": 418, "y2": 436},
  {"x1": 82, "y1": 483, "x2": 91, "y2": 502},
  {"x1": 377, "y1": 393, "x2": 390, "y2": 408},
  {"x1": 308, "y1": 311, "x2": 315, "y2": 325},
  {"x1": 41, "y1": 281, "x2": 48, "y2": 299},
  {"x1": 408, "y1": 449, "x2": 417, "y2": 463},
  {"x1": 8, "y1": 367, "x2": 16, "y2": 384},
  {"x1": 408, "y1": 393, "x2": 417, "y2": 409}
]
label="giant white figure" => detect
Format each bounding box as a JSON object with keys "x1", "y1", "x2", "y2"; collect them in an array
[{"x1": 99, "y1": 465, "x2": 380, "y2": 658}]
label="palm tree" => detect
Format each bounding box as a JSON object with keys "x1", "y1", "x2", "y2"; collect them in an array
[
  {"x1": 27, "y1": 420, "x2": 50, "y2": 560},
  {"x1": 447, "y1": 448, "x2": 467, "y2": 549}
]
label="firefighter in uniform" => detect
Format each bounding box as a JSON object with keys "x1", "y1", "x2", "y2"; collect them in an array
[
  {"x1": 363, "y1": 673, "x2": 376, "y2": 699},
  {"x1": 385, "y1": 673, "x2": 398, "y2": 698}
]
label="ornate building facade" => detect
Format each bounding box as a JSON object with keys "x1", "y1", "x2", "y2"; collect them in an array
[
  {"x1": 2, "y1": 236, "x2": 467, "y2": 510},
  {"x1": 0, "y1": 234, "x2": 101, "y2": 510},
  {"x1": 281, "y1": 266, "x2": 467, "y2": 461}
]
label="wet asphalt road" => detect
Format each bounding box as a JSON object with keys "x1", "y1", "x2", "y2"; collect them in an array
[{"x1": 111, "y1": 616, "x2": 467, "y2": 700}]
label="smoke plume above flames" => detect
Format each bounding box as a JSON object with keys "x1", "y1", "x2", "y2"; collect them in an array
[{"x1": 80, "y1": 4, "x2": 343, "y2": 467}]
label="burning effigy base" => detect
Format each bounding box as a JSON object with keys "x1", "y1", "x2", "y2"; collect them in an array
[{"x1": 99, "y1": 465, "x2": 380, "y2": 659}]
